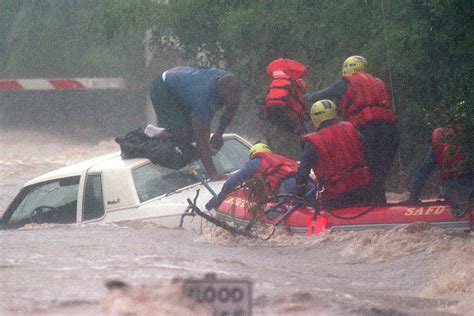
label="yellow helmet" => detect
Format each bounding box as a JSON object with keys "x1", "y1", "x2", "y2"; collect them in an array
[
  {"x1": 249, "y1": 143, "x2": 272, "y2": 158},
  {"x1": 342, "y1": 55, "x2": 367, "y2": 76},
  {"x1": 310, "y1": 100, "x2": 338, "y2": 129}
]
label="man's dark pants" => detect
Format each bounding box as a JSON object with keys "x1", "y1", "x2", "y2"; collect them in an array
[
  {"x1": 359, "y1": 121, "x2": 400, "y2": 203},
  {"x1": 150, "y1": 74, "x2": 194, "y2": 142}
]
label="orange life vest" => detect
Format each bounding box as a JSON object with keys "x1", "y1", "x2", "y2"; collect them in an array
[
  {"x1": 253, "y1": 152, "x2": 299, "y2": 194},
  {"x1": 339, "y1": 72, "x2": 397, "y2": 128},
  {"x1": 432, "y1": 128, "x2": 473, "y2": 181},
  {"x1": 262, "y1": 59, "x2": 308, "y2": 134},
  {"x1": 304, "y1": 121, "x2": 372, "y2": 200}
]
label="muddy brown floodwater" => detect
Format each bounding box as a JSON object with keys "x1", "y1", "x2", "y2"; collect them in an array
[{"x1": 1, "y1": 129, "x2": 473, "y2": 315}]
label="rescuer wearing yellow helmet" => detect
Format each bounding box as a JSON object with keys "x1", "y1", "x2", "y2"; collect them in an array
[
  {"x1": 293, "y1": 100, "x2": 376, "y2": 208},
  {"x1": 341, "y1": 55, "x2": 368, "y2": 76},
  {"x1": 206, "y1": 143, "x2": 315, "y2": 210},
  {"x1": 248, "y1": 143, "x2": 272, "y2": 158},
  {"x1": 302, "y1": 56, "x2": 399, "y2": 203},
  {"x1": 309, "y1": 99, "x2": 338, "y2": 129}
]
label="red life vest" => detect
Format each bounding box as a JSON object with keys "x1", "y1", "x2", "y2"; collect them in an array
[
  {"x1": 339, "y1": 72, "x2": 397, "y2": 128},
  {"x1": 304, "y1": 121, "x2": 372, "y2": 200},
  {"x1": 253, "y1": 152, "x2": 299, "y2": 194},
  {"x1": 432, "y1": 128, "x2": 473, "y2": 181},
  {"x1": 262, "y1": 59, "x2": 308, "y2": 134}
]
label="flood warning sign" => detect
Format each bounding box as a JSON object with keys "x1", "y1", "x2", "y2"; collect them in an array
[{"x1": 183, "y1": 273, "x2": 252, "y2": 315}]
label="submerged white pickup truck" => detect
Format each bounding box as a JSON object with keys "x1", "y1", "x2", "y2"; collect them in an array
[{"x1": 1, "y1": 134, "x2": 251, "y2": 229}]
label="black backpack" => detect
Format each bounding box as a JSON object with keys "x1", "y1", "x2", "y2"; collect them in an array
[{"x1": 115, "y1": 128, "x2": 199, "y2": 170}]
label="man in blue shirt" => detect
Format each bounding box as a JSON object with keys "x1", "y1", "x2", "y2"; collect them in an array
[{"x1": 150, "y1": 66, "x2": 242, "y2": 180}]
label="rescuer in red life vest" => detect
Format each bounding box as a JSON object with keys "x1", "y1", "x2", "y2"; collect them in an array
[
  {"x1": 262, "y1": 58, "x2": 309, "y2": 136},
  {"x1": 205, "y1": 143, "x2": 315, "y2": 210},
  {"x1": 294, "y1": 100, "x2": 376, "y2": 209},
  {"x1": 409, "y1": 126, "x2": 473, "y2": 212},
  {"x1": 303, "y1": 56, "x2": 399, "y2": 203}
]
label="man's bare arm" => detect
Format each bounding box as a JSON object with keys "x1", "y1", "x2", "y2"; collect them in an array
[
  {"x1": 217, "y1": 96, "x2": 239, "y2": 133},
  {"x1": 215, "y1": 74, "x2": 242, "y2": 135},
  {"x1": 192, "y1": 119, "x2": 224, "y2": 180},
  {"x1": 210, "y1": 105, "x2": 238, "y2": 150},
  {"x1": 211, "y1": 74, "x2": 242, "y2": 150}
]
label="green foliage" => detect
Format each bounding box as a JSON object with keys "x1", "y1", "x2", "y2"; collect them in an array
[
  {"x1": 448, "y1": 100, "x2": 474, "y2": 169},
  {"x1": 1, "y1": 0, "x2": 144, "y2": 78},
  {"x1": 84, "y1": 0, "x2": 156, "y2": 39},
  {"x1": 86, "y1": 0, "x2": 474, "y2": 186},
  {"x1": 2, "y1": 0, "x2": 472, "y2": 190}
]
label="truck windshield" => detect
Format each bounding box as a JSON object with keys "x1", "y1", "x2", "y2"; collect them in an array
[
  {"x1": 4, "y1": 176, "x2": 80, "y2": 227},
  {"x1": 132, "y1": 138, "x2": 249, "y2": 202}
]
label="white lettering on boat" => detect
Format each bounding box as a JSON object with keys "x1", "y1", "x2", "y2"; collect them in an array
[{"x1": 404, "y1": 206, "x2": 446, "y2": 216}]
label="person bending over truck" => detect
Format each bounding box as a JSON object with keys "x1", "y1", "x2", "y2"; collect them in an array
[{"x1": 150, "y1": 66, "x2": 242, "y2": 181}]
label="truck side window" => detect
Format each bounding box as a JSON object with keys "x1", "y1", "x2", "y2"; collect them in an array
[{"x1": 83, "y1": 174, "x2": 104, "y2": 220}]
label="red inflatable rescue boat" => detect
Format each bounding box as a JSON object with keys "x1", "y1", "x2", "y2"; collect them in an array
[{"x1": 215, "y1": 188, "x2": 473, "y2": 236}]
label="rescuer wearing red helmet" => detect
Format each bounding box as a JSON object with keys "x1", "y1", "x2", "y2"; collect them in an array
[
  {"x1": 303, "y1": 56, "x2": 399, "y2": 203},
  {"x1": 294, "y1": 100, "x2": 376, "y2": 208},
  {"x1": 409, "y1": 126, "x2": 473, "y2": 213},
  {"x1": 205, "y1": 143, "x2": 315, "y2": 210}
]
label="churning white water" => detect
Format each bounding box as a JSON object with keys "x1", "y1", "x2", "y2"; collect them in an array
[{"x1": 1, "y1": 129, "x2": 472, "y2": 315}]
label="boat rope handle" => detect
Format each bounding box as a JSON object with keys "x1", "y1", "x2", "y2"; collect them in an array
[{"x1": 326, "y1": 206, "x2": 377, "y2": 220}]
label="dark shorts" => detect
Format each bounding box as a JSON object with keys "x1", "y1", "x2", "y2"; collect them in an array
[{"x1": 150, "y1": 74, "x2": 191, "y2": 131}]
